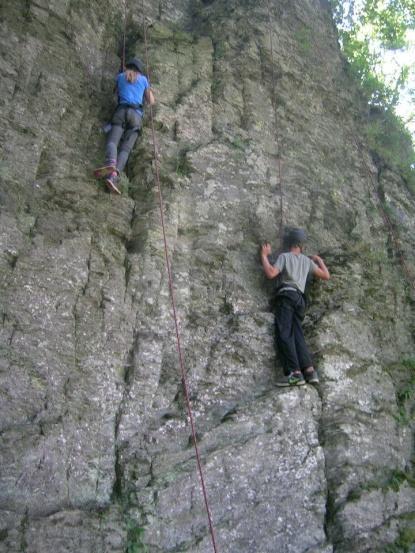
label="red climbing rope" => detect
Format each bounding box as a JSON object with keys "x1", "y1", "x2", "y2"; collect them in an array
[
  {"x1": 266, "y1": 0, "x2": 284, "y2": 236},
  {"x1": 141, "y1": 13, "x2": 220, "y2": 553}
]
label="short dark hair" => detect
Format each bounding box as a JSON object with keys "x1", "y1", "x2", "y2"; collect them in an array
[{"x1": 284, "y1": 227, "x2": 307, "y2": 249}]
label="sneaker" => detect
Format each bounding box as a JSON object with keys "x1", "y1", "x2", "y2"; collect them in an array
[
  {"x1": 304, "y1": 369, "x2": 319, "y2": 384},
  {"x1": 105, "y1": 172, "x2": 121, "y2": 195},
  {"x1": 275, "y1": 372, "x2": 306, "y2": 387}
]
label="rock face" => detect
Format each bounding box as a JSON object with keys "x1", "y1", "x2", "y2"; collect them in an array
[{"x1": 0, "y1": 1, "x2": 414, "y2": 552}]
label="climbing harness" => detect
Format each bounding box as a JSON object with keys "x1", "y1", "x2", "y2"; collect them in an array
[
  {"x1": 128, "y1": 4, "x2": 220, "y2": 551},
  {"x1": 266, "y1": 0, "x2": 284, "y2": 238}
]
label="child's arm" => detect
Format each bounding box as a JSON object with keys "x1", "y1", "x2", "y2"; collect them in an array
[
  {"x1": 260, "y1": 243, "x2": 280, "y2": 279},
  {"x1": 145, "y1": 87, "x2": 155, "y2": 106},
  {"x1": 310, "y1": 255, "x2": 330, "y2": 280}
]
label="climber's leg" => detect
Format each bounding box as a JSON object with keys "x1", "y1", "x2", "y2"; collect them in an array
[
  {"x1": 105, "y1": 124, "x2": 124, "y2": 167},
  {"x1": 116, "y1": 109, "x2": 142, "y2": 173}
]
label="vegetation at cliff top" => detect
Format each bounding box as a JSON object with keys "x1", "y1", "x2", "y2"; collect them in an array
[
  {"x1": 330, "y1": 0, "x2": 414, "y2": 110},
  {"x1": 330, "y1": 0, "x2": 415, "y2": 189}
]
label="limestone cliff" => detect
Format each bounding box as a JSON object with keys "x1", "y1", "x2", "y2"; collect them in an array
[{"x1": 0, "y1": 1, "x2": 414, "y2": 552}]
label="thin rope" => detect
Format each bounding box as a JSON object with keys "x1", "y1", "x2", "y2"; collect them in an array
[
  {"x1": 266, "y1": 0, "x2": 284, "y2": 237},
  {"x1": 264, "y1": 3, "x2": 415, "y2": 288},
  {"x1": 141, "y1": 12, "x2": 219, "y2": 553},
  {"x1": 291, "y1": 9, "x2": 415, "y2": 291},
  {"x1": 354, "y1": 136, "x2": 415, "y2": 290},
  {"x1": 121, "y1": 0, "x2": 127, "y2": 71}
]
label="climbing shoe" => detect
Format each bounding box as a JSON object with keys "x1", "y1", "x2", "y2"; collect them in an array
[
  {"x1": 94, "y1": 164, "x2": 119, "y2": 179},
  {"x1": 105, "y1": 172, "x2": 121, "y2": 195},
  {"x1": 275, "y1": 372, "x2": 306, "y2": 387},
  {"x1": 304, "y1": 369, "x2": 319, "y2": 385}
]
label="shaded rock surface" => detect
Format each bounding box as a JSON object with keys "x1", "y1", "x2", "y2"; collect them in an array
[{"x1": 0, "y1": 0, "x2": 414, "y2": 552}]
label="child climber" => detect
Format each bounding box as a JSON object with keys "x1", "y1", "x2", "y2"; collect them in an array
[
  {"x1": 260, "y1": 228, "x2": 330, "y2": 386},
  {"x1": 95, "y1": 57, "x2": 156, "y2": 194}
]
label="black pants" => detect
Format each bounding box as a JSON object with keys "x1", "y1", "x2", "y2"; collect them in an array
[
  {"x1": 105, "y1": 106, "x2": 142, "y2": 173},
  {"x1": 274, "y1": 291, "x2": 313, "y2": 375}
]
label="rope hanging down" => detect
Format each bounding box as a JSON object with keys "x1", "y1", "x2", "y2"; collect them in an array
[
  {"x1": 139, "y1": 9, "x2": 220, "y2": 553},
  {"x1": 121, "y1": 0, "x2": 127, "y2": 71},
  {"x1": 266, "y1": 0, "x2": 284, "y2": 237}
]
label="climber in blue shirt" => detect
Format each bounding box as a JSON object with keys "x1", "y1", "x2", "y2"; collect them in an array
[{"x1": 101, "y1": 57, "x2": 155, "y2": 194}]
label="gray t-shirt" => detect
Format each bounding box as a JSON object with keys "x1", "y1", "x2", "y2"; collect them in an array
[{"x1": 273, "y1": 252, "x2": 318, "y2": 294}]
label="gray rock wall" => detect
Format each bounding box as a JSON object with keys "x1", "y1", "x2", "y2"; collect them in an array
[{"x1": 0, "y1": 1, "x2": 414, "y2": 552}]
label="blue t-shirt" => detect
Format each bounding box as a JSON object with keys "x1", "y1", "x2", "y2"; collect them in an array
[{"x1": 117, "y1": 73, "x2": 149, "y2": 112}]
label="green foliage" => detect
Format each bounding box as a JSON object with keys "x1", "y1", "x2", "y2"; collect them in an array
[
  {"x1": 331, "y1": 0, "x2": 414, "y2": 109},
  {"x1": 387, "y1": 357, "x2": 415, "y2": 425},
  {"x1": 397, "y1": 359, "x2": 415, "y2": 403},
  {"x1": 364, "y1": 0, "x2": 415, "y2": 49},
  {"x1": 211, "y1": 76, "x2": 225, "y2": 99},
  {"x1": 388, "y1": 470, "x2": 415, "y2": 491},
  {"x1": 126, "y1": 521, "x2": 147, "y2": 553},
  {"x1": 401, "y1": 357, "x2": 415, "y2": 370},
  {"x1": 384, "y1": 526, "x2": 415, "y2": 553},
  {"x1": 365, "y1": 110, "x2": 415, "y2": 188},
  {"x1": 176, "y1": 149, "x2": 192, "y2": 176},
  {"x1": 213, "y1": 41, "x2": 227, "y2": 60},
  {"x1": 341, "y1": 34, "x2": 399, "y2": 107},
  {"x1": 118, "y1": 173, "x2": 131, "y2": 195},
  {"x1": 228, "y1": 136, "x2": 250, "y2": 151},
  {"x1": 347, "y1": 469, "x2": 415, "y2": 504},
  {"x1": 294, "y1": 25, "x2": 313, "y2": 54},
  {"x1": 330, "y1": 0, "x2": 415, "y2": 192}
]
